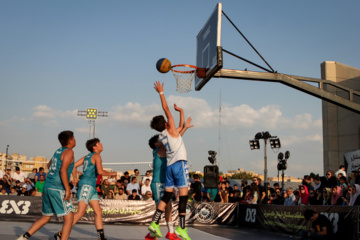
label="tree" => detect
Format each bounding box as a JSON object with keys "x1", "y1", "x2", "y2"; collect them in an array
[{"x1": 229, "y1": 172, "x2": 254, "y2": 180}]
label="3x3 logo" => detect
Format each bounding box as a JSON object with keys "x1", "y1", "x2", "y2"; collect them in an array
[{"x1": 0, "y1": 200, "x2": 31, "y2": 214}]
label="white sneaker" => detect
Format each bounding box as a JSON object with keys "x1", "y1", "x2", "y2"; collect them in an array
[{"x1": 16, "y1": 236, "x2": 27, "y2": 240}]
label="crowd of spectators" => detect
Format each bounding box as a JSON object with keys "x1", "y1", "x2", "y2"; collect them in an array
[
  {"x1": 4, "y1": 164, "x2": 360, "y2": 207},
  {"x1": 0, "y1": 167, "x2": 46, "y2": 196}
]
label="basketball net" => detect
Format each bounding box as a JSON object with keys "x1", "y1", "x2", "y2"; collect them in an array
[{"x1": 171, "y1": 65, "x2": 197, "y2": 94}]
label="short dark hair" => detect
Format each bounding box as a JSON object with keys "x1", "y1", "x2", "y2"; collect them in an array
[
  {"x1": 150, "y1": 115, "x2": 166, "y2": 132},
  {"x1": 58, "y1": 131, "x2": 74, "y2": 147},
  {"x1": 134, "y1": 169, "x2": 139, "y2": 173},
  {"x1": 273, "y1": 183, "x2": 279, "y2": 187},
  {"x1": 340, "y1": 165, "x2": 345, "y2": 169},
  {"x1": 131, "y1": 176, "x2": 136, "y2": 182},
  {"x1": 39, "y1": 167, "x2": 44, "y2": 171},
  {"x1": 304, "y1": 175, "x2": 311, "y2": 181},
  {"x1": 339, "y1": 176, "x2": 347, "y2": 181},
  {"x1": 132, "y1": 189, "x2": 137, "y2": 193},
  {"x1": 148, "y1": 135, "x2": 159, "y2": 150},
  {"x1": 86, "y1": 138, "x2": 100, "y2": 152},
  {"x1": 193, "y1": 174, "x2": 199, "y2": 179},
  {"x1": 304, "y1": 209, "x2": 316, "y2": 220}
]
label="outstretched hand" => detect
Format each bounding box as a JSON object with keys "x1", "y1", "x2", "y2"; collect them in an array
[
  {"x1": 154, "y1": 81, "x2": 164, "y2": 93},
  {"x1": 174, "y1": 104, "x2": 183, "y2": 112},
  {"x1": 185, "y1": 117, "x2": 194, "y2": 129}
]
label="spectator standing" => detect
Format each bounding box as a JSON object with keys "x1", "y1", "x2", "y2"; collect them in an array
[
  {"x1": 35, "y1": 167, "x2": 47, "y2": 182},
  {"x1": 303, "y1": 176, "x2": 314, "y2": 192},
  {"x1": 126, "y1": 176, "x2": 140, "y2": 196},
  {"x1": 253, "y1": 177, "x2": 265, "y2": 204},
  {"x1": 4, "y1": 168, "x2": 12, "y2": 181},
  {"x1": 141, "y1": 178, "x2": 152, "y2": 197},
  {"x1": 132, "y1": 169, "x2": 143, "y2": 186},
  {"x1": 301, "y1": 209, "x2": 334, "y2": 240},
  {"x1": 335, "y1": 164, "x2": 346, "y2": 178},
  {"x1": 322, "y1": 170, "x2": 337, "y2": 188},
  {"x1": 313, "y1": 177, "x2": 322, "y2": 191},
  {"x1": 298, "y1": 185, "x2": 310, "y2": 205},
  {"x1": 191, "y1": 174, "x2": 202, "y2": 202},
  {"x1": 101, "y1": 179, "x2": 111, "y2": 199},
  {"x1": 271, "y1": 189, "x2": 284, "y2": 205},
  {"x1": 34, "y1": 175, "x2": 45, "y2": 195},
  {"x1": 247, "y1": 183, "x2": 259, "y2": 204},
  {"x1": 233, "y1": 184, "x2": 241, "y2": 202},
  {"x1": 0, "y1": 169, "x2": 3, "y2": 180},
  {"x1": 219, "y1": 182, "x2": 229, "y2": 203},
  {"x1": 12, "y1": 167, "x2": 27, "y2": 183},
  {"x1": 284, "y1": 188, "x2": 296, "y2": 206},
  {"x1": 115, "y1": 187, "x2": 128, "y2": 200},
  {"x1": 28, "y1": 168, "x2": 37, "y2": 184},
  {"x1": 128, "y1": 189, "x2": 141, "y2": 200}
]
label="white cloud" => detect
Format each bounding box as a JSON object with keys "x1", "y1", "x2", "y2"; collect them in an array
[{"x1": 31, "y1": 105, "x2": 78, "y2": 126}]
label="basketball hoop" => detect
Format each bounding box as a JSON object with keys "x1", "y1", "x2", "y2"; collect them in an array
[{"x1": 171, "y1": 64, "x2": 197, "y2": 94}]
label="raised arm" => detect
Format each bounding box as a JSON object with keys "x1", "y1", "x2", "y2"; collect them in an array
[
  {"x1": 174, "y1": 104, "x2": 184, "y2": 133},
  {"x1": 153, "y1": 81, "x2": 177, "y2": 136},
  {"x1": 179, "y1": 117, "x2": 194, "y2": 136}
]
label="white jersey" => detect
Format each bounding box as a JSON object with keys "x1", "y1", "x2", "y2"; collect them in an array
[{"x1": 159, "y1": 129, "x2": 187, "y2": 166}]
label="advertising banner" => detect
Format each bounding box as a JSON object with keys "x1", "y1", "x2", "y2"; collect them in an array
[
  {"x1": 237, "y1": 204, "x2": 358, "y2": 239},
  {"x1": 0, "y1": 196, "x2": 237, "y2": 226},
  {"x1": 344, "y1": 149, "x2": 360, "y2": 176}
]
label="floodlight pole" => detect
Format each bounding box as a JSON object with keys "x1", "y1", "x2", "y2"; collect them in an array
[
  {"x1": 77, "y1": 109, "x2": 108, "y2": 139},
  {"x1": 263, "y1": 139, "x2": 268, "y2": 203}
]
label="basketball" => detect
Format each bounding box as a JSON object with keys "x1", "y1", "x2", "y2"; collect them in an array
[
  {"x1": 156, "y1": 58, "x2": 172, "y2": 73},
  {"x1": 197, "y1": 68, "x2": 206, "y2": 78}
]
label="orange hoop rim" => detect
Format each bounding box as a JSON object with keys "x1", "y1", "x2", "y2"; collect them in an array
[{"x1": 170, "y1": 64, "x2": 198, "y2": 73}]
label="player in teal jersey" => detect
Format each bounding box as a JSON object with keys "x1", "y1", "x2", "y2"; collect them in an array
[
  {"x1": 17, "y1": 131, "x2": 77, "y2": 240},
  {"x1": 54, "y1": 138, "x2": 117, "y2": 240},
  {"x1": 146, "y1": 103, "x2": 193, "y2": 240}
]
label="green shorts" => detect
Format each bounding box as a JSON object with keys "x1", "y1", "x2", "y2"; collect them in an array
[
  {"x1": 77, "y1": 184, "x2": 99, "y2": 204},
  {"x1": 42, "y1": 188, "x2": 74, "y2": 217}
]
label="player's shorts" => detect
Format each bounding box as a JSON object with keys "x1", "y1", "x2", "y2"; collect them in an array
[
  {"x1": 77, "y1": 184, "x2": 99, "y2": 204},
  {"x1": 165, "y1": 160, "x2": 189, "y2": 190},
  {"x1": 42, "y1": 188, "x2": 74, "y2": 217},
  {"x1": 151, "y1": 182, "x2": 165, "y2": 205}
]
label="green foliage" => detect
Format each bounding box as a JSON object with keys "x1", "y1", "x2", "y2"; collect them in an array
[{"x1": 229, "y1": 172, "x2": 254, "y2": 180}]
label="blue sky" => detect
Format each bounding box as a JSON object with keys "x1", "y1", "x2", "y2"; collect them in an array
[{"x1": 1, "y1": 0, "x2": 359, "y2": 178}]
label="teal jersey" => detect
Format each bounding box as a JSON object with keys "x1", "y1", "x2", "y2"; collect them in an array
[
  {"x1": 152, "y1": 147, "x2": 167, "y2": 183},
  {"x1": 45, "y1": 147, "x2": 74, "y2": 190},
  {"x1": 79, "y1": 152, "x2": 98, "y2": 188}
]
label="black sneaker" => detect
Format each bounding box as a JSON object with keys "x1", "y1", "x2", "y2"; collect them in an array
[{"x1": 54, "y1": 232, "x2": 61, "y2": 240}]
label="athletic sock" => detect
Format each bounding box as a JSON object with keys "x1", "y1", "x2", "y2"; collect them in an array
[
  {"x1": 179, "y1": 215, "x2": 186, "y2": 229},
  {"x1": 167, "y1": 222, "x2": 174, "y2": 233},
  {"x1": 97, "y1": 229, "x2": 105, "y2": 240},
  {"x1": 153, "y1": 209, "x2": 164, "y2": 224},
  {"x1": 23, "y1": 232, "x2": 31, "y2": 239}
]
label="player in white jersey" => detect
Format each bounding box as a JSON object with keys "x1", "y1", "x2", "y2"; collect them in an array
[{"x1": 148, "y1": 81, "x2": 194, "y2": 240}]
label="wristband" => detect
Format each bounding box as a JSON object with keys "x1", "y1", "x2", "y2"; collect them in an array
[{"x1": 159, "y1": 92, "x2": 164, "y2": 95}]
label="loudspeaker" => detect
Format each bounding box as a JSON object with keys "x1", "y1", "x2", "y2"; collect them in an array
[{"x1": 204, "y1": 165, "x2": 219, "y2": 188}]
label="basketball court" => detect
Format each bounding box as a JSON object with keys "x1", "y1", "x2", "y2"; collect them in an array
[{"x1": 3, "y1": 221, "x2": 293, "y2": 240}]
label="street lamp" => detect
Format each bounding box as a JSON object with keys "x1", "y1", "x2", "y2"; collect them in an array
[{"x1": 249, "y1": 131, "x2": 281, "y2": 203}]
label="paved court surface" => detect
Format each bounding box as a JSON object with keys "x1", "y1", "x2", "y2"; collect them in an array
[{"x1": 3, "y1": 222, "x2": 298, "y2": 240}]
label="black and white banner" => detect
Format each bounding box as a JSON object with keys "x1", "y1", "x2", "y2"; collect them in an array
[
  {"x1": 344, "y1": 149, "x2": 360, "y2": 176},
  {"x1": 0, "y1": 196, "x2": 237, "y2": 226},
  {"x1": 238, "y1": 204, "x2": 358, "y2": 240}
]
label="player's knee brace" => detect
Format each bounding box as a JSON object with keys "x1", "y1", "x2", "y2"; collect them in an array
[
  {"x1": 161, "y1": 191, "x2": 173, "y2": 205},
  {"x1": 179, "y1": 196, "x2": 188, "y2": 214}
]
